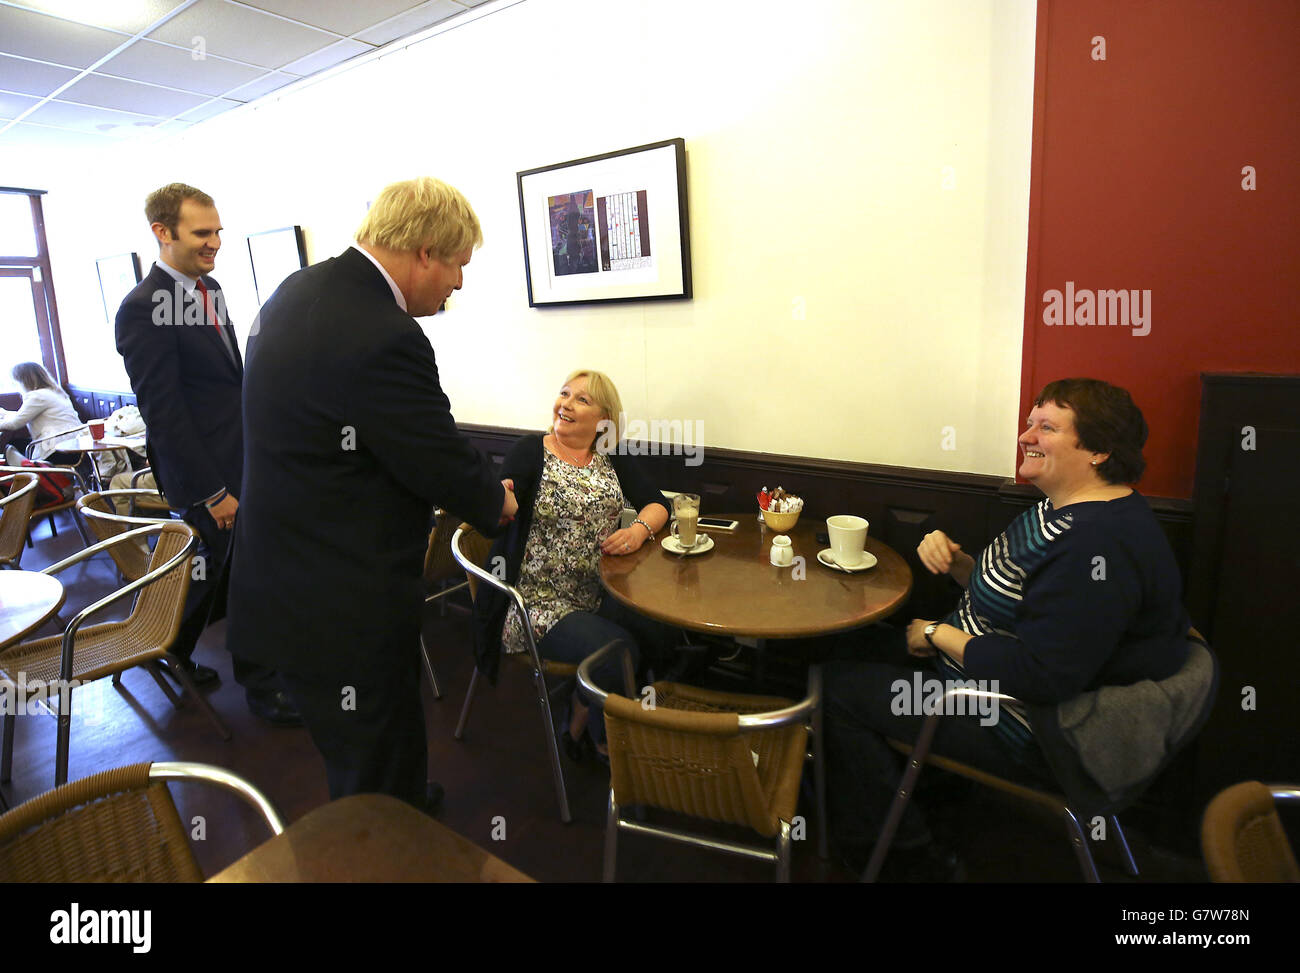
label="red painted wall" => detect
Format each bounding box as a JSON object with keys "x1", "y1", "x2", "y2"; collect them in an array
[{"x1": 1020, "y1": 0, "x2": 1300, "y2": 498}]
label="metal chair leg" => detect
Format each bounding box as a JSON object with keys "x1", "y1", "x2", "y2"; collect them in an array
[
  {"x1": 145, "y1": 662, "x2": 184, "y2": 708},
  {"x1": 776, "y1": 819, "x2": 792, "y2": 882},
  {"x1": 603, "y1": 790, "x2": 619, "y2": 882},
  {"x1": 1, "y1": 713, "x2": 13, "y2": 782},
  {"x1": 419, "y1": 633, "x2": 443, "y2": 700},
  {"x1": 1063, "y1": 806, "x2": 1101, "y2": 883},
  {"x1": 534, "y1": 668, "x2": 572, "y2": 824},
  {"x1": 811, "y1": 666, "x2": 828, "y2": 860},
  {"x1": 1110, "y1": 815, "x2": 1139, "y2": 877},
  {"x1": 54, "y1": 681, "x2": 72, "y2": 787},
  {"x1": 454, "y1": 666, "x2": 480, "y2": 740},
  {"x1": 864, "y1": 714, "x2": 941, "y2": 882},
  {"x1": 163, "y1": 654, "x2": 231, "y2": 741}
]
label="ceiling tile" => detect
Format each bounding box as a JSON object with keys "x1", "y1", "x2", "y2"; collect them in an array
[
  {"x1": 62, "y1": 73, "x2": 211, "y2": 116},
  {"x1": 0, "y1": 5, "x2": 129, "y2": 68},
  {"x1": 26, "y1": 99, "x2": 162, "y2": 134},
  {"x1": 237, "y1": 0, "x2": 427, "y2": 38},
  {"x1": 98, "y1": 38, "x2": 264, "y2": 95},
  {"x1": 0, "y1": 53, "x2": 79, "y2": 97},
  {"x1": 176, "y1": 96, "x2": 238, "y2": 121},
  {"x1": 354, "y1": 0, "x2": 464, "y2": 46},
  {"x1": 7, "y1": 0, "x2": 190, "y2": 36},
  {"x1": 277, "y1": 38, "x2": 371, "y2": 76},
  {"x1": 0, "y1": 90, "x2": 42, "y2": 120},
  {"x1": 0, "y1": 120, "x2": 119, "y2": 151},
  {"x1": 147, "y1": 0, "x2": 341, "y2": 69},
  {"x1": 221, "y1": 71, "x2": 295, "y2": 103}
]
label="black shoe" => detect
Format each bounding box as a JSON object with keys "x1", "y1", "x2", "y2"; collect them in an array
[
  {"x1": 246, "y1": 688, "x2": 303, "y2": 727},
  {"x1": 421, "y1": 781, "x2": 445, "y2": 818},
  {"x1": 561, "y1": 727, "x2": 592, "y2": 763},
  {"x1": 168, "y1": 658, "x2": 219, "y2": 688}
]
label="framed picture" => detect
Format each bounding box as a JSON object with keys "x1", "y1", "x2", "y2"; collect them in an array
[
  {"x1": 95, "y1": 252, "x2": 142, "y2": 326},
  {"x1": 246, "y1": 225, "x2": 308, "y2": 304},
  {"x1": 517, "y1": 138, "x2": 692, "y2": 307}
]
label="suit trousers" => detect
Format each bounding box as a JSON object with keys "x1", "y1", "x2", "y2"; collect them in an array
[
  {"x1": 278, "y1": 649, "x2": 427, "y2": 807},
  {"x1": 176, "y1": 504, "x2": 278, "y2": 692}
]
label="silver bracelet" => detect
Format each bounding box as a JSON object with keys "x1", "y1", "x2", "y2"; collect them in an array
[{"x1": 632, "y1": 518, "x2": 655, "y2": 540}]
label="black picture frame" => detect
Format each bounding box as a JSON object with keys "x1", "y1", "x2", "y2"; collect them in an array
[
  {"x1": 246, "y1": 225, "x2": 308, "y2": 305},
  {"x1": 95, "y1": 252, "x2": 142, "y2": 327},
  {"x1": 517, "y1": 138, "x2": 692, "y2": 307}
]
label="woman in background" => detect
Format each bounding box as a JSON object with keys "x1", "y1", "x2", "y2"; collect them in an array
[{"x1": 0, "y1": 362, "x2": 84, "y2": 465}]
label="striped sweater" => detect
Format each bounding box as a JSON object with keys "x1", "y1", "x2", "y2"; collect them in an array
[{"x1": 936, "y1": 492, "x2": 1189, "y2": 757}]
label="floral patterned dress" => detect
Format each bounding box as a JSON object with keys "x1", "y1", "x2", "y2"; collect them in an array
[{"x1": 502, "y1": 449, "x2": 626, "y2": 654}]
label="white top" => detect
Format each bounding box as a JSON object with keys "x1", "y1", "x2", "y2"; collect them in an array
[{"x1": 0, "y1": 387, "x2": 83, "y2": 459}]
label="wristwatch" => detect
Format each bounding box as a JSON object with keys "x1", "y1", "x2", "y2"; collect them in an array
[{"x1": 924, "y1": 622, "x2": 940, "y2": 649}]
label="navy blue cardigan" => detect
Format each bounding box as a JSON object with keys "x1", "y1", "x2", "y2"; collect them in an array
[{"x1": 471, "y1": 433, "x2": 671, "y2": 682}]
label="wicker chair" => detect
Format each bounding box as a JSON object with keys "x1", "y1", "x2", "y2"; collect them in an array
[
  {"x1": 864, "y1": 634, "x2": 1218, "y2": 883},
  {"x1": 126, "y1": 468, "x2": 172, "y2": 516},
  {"x1": 578, "y1": 640, "x2": 823, "y2": 882},
  {"x1": 1202, "y1": 781, "x2": 1300, "y2": 882},
  {"x1": 450, "y1": 523, "x2": 633, "y2": 825},
  {"x1": 0, "y1": 760, "x2": 284, "y2": 882},
  {"x1": 0, "y1": 462, "x2": 92, "y2": 550},
  {"x1": 0, "y1": 472, "x2": 39, "y2": 569},
  {"x1": 417, "y1": 511, "x2": 474, "y2": 700},
  {"x1": 76, "y1": 489, "x2": 172, "y2": 583},
  {"x1": 0, "y1": 521, "x2": 231, "y2": 787}
]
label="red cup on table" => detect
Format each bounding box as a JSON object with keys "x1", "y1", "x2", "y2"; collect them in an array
[{"x1": 88, "y1": 420, "x2": 106, "y2": 440}]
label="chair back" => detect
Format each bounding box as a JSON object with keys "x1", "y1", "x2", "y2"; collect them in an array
[
  {"x1": 423, "y1": 511, "x2": 467, "y2": 588},
  {"x1": 121, "y1": 522, "x2": 195, "y2": 651},
  {"x1": 451, "y1": 523, "x2": 496, "y2": 603},
  {"x1": 0, "y1": 472, "x2": 39, "y2": 565},
  {"x1": 1202, "y1": 781, "x2": 1300, "y2": 882},
  {"x1": 0, "y1": 762, "x2": 202, "y2": 881},
  {"x1": 602, "y1": 683, "x2": 807, "y2": 838},
  {"x1": 78, "y1": 491, "x2": 155, "y2": 581}
]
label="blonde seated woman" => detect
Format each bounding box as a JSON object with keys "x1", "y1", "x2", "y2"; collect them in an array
[
  {"x1": 0, "y1": 362, "x2": 85, "y2": 468},
  {"x1": 472, "y1": 369, "x2": 675, "y2": 762}
]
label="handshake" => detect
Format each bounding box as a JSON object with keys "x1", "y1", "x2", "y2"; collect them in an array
[{"x1": 499, "y1": 478, "x2": 519, "y2": 526}]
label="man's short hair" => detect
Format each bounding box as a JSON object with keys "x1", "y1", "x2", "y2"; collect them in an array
[
  {"x1": 145, "y1": 183, "x2": 214, "y2": 238},
  {"x1": 355, "y1": 177, "x2": 483, "y2": 259}
]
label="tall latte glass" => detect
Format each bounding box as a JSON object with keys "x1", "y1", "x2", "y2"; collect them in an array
[{"x1": 672, "y1": 493, "x2": 701, "y2": 548}]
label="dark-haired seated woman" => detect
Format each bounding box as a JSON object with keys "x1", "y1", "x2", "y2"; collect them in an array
[
  {"x1": 473, "y1": 369, "x2": 675, "y2": 763},
  {"x1": 824, "y1": 378, "x2": 1191, "y2": 879}
]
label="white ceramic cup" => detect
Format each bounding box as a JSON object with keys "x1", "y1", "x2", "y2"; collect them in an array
[
  {"x1": 827, "y1": 515, "x2": 869, "y2": 568},
  {"x1": 770, "y1": 534, "x2": 793, "y2": 567}
]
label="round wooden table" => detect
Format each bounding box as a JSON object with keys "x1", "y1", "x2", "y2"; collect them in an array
[
  {"x1": 0, "y1": 570, "x2": 66, "y2": 650},
  {"x1": 600, "y1": 512, "x2": 913, "y2": 638}
]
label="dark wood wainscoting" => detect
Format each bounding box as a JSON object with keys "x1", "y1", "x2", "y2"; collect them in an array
[{"x1": 1187, "y1": 374, "x2": 1300, "y2": 806}]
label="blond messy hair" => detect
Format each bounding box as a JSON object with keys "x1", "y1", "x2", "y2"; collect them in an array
[
  {"x1": 355, "y1": 177, "x2": 483, "y2": 258},
  {"x1": 557, "y1": 369, "x2": 624, "y2": 444}
]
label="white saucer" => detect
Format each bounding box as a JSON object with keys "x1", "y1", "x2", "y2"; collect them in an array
[
  {"x1": 817, "y1": 548, "x2": 877, "y2": 573},
  {"x1": 662, "y1": 535, "x2": 715, "y2": 555}
]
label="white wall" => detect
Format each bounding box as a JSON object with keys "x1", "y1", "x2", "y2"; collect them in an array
[{"x1": 31, "y1": 0, "x2": 1037, "y2": 477}]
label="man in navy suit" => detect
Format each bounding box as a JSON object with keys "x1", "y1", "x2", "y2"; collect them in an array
[
  {"x1": 115, "y1": 183, "x2": 299, "y2": 724},
  {"x1": 229, "y1": 177, "x2": 516, "y2": 809}
]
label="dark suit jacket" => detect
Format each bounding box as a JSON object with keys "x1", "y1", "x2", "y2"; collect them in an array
[
  {"x1": 227, "y1": 246, "x2": 505, "y2": 679},
  {"x1": 115, "y1": 262, "x2": 243, "y2": 510}
]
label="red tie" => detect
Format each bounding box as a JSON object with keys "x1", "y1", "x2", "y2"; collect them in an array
[{"x1": 195, "y1": 278, "x2": 220, "y2": 335}]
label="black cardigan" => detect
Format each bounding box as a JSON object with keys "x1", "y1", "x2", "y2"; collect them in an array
[{"x1": 471, "y1": 433, "x2": 672, "y2": 682}]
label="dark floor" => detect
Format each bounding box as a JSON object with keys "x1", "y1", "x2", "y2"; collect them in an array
[{"x1": 3, "y1": 509, "x2": 1210, "y2": 883}]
